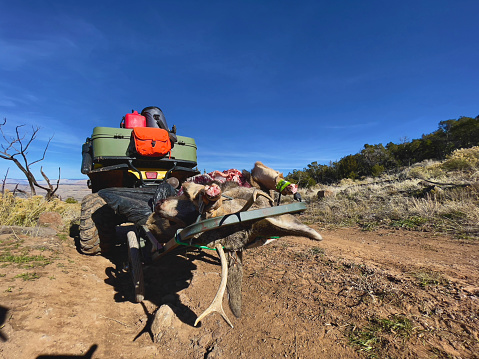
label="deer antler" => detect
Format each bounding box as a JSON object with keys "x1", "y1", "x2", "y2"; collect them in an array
[
  {"x1": 194, "y1": 244, "x2": 234, "y2": 328},
  {"x1": 239, "y1": 189, "x2": 274, "y2": 212}
]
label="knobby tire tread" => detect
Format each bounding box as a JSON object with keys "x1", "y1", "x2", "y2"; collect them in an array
[{"x1": 79, "y1": 193, "x2": 121, "y2": 255}]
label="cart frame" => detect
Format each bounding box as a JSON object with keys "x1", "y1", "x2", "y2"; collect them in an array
[{"x1": 125, "y1": 202, "x2": 307, "y2": 302}]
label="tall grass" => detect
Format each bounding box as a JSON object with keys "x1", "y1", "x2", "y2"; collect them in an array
[
  {"x1": 301, "y1": 146, "x2": 479, "y2": 239},
  {"x1": 0, "y1": 191, "x2": 80, "y2": 228}
]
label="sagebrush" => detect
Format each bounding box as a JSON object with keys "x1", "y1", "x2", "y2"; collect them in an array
[
  {"x1": 0, "y1": 191, "x2": 80, "y2": 228},
  {"x1": 300, "y1": 147, "x2": 479, "y2": 239}
]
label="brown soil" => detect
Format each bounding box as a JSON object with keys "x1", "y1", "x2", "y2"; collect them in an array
[{"x1": 0, "y1": 226, "x2": 478, "y2": 358}]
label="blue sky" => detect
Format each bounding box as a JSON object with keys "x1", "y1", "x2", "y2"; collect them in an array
[{"x1": 1, "y1": 0, "x2": 478, "y2": 180}]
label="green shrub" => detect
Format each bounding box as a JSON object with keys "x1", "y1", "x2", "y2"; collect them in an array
[
  {"x1": 371, "y1": 164, "x2": 385, "y2": 177},
  {"x1": 348, "y1": 315, "x2": 413, "y2": 355},
  {"x1": 411, "y1": 270, "x2": 448, "y2": 288},
  {"x1": 390, "y1": 216, "x2": 428, "y2": 229}
]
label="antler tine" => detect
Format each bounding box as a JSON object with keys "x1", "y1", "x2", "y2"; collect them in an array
[
  {"x1": 194, "y1": 244, "x2": 234, "y2": 328},
  {"x1": 239, "y1": 189, "x2": 274, "y2": 212},
  {"x1": 239, "y1": 189, "x2": 257, "y2": 212}
]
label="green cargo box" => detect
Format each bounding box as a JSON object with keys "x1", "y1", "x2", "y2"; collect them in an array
[{"x1": 91, "y1": 127, "x2": 197, "y2": 165}]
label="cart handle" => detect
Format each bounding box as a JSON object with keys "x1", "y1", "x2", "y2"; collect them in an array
[{"x1": 175, "y1": 202, "x2": 307, "y2": 245}]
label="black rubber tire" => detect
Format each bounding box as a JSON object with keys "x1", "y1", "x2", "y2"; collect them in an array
[
  {"x1": 127, "y1": 231, "x2": 144, "y2": 302},
  {"x1": 79, "y1": 193, "x2": 121, "y2": 255}
]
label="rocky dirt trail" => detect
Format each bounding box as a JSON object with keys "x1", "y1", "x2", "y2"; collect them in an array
[{"x1": 1, "y1": 225, "x2": 478, "y2": 358}]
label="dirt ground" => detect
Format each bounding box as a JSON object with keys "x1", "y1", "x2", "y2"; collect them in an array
[{"x1": 0, "y1": 224, "x2": 478, "y2": 358}]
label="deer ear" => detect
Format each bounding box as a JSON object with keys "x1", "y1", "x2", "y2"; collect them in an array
[{"x1": 251, "y1": 214, "x2": 322, "y2": 241}]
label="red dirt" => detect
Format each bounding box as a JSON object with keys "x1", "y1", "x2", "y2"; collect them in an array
[{"x1": 0, "y1": 226, "x2": 478, "y2": 358}]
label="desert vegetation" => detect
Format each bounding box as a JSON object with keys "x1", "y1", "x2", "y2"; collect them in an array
[
  {"x1": 1, "y1": 146, "x2": 478, "y2": 240},
  {"x1": 0, "y1": 191, "x2": 80, "y2": 229},
  {"x1": 295, "y1": 146, "x2": 479, "y2": 240}
]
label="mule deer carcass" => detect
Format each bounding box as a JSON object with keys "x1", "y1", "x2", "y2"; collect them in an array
[{"x1": 146, "y1": 181, "x2": 322, "y2": 328}]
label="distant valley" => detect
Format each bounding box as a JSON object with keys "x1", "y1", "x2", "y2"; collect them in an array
[{"x1": 3, "y1": 179, "x2": 90, "y2": 201}]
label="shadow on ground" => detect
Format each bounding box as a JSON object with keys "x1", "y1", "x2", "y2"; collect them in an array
[
  {"x1": 36, "y1": 344, "x2": 98, "y2": 358},
  {"x1": 0, "y1": 305, "x2": 8, "y2": 342},
  {"x1": 102, "y1": 228, "x2": 222, "y2": 332}
]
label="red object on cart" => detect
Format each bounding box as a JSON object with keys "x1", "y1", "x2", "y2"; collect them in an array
[{"x1": 122, "y1": 110, "x2": 146, "y2": 128}]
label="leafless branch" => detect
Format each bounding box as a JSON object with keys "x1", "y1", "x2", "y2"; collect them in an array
[
  {"x1": 12, "y1": 184, "x2": 27, "y2": 196},
  {"x1": 30, "y1": 134, "x2": 53, "y2": 167},
  {"x1": 0, "y1": 119, "x2": 58, "y2": 198},
  {"x1": 19, "y1": 125, "x2": 37, "y2": 154},
  {"x1": 39, "y1": 166, "x2": 60, "y2": 200},
  {"x1": 1, "y1": 168, "x2": 9, "y2": 195}
]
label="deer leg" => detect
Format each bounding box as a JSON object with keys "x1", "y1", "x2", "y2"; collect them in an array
[{"x1": 194, "y1": 244, "x2": 234, "y2": 328}]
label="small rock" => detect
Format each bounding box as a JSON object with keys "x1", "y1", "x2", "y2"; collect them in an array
[
  {"x1": 151, "y1": 304, "x2": 180, "y2": 343},
  {"x1": 0, "y1": 225, "x2": 57, "y2": 237},
  {"x1": 198, "y1": 332, "x2": 213, "y2": 347},
  {"x1": 37, "y1": 212, "x2": 63, "y2": 230},
  {"x1": 317, "y1": 190, "x2": 334, "y2": 199},
  {"x1": 205, "y1": 344, "x2": 220, "y2": 359}
]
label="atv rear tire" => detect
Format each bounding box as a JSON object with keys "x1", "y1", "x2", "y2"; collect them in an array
[{"x1": 79, "y1": 193, "x2": 121, "y2": 255}]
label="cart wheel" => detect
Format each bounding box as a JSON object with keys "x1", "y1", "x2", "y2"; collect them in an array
[{"x1": 127, "y1": 231, "x2": 144, "y2": 303}]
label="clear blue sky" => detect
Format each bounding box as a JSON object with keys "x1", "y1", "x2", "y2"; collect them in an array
[{"x1": 1, "y1": 0, "x2": 478, "y2": 180}]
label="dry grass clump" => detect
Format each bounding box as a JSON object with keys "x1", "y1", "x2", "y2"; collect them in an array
[
  {"x1": 407, "y1": 146, "x2": 479, "y2": 182},
  {"x1": 407, "y1": 162, "x2": 444, "y2": 181},
  {"x1": 442, "y1": 146, "x2": 479, "y2": 172},
  {"x1": 0, "y1": 191, "x2": 80, "y2": 228},
  {"x1": 301, "y1": 147, "x2": 479, "y2": 239}
]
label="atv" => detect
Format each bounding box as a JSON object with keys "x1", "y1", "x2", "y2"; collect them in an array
[{"x1": 79, "y1": 106, "x2": 199, "y2": 255}]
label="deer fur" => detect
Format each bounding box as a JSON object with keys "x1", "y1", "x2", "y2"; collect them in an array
[{"x1": 249, "y1": 161, "x2": 298, "y2": 195}]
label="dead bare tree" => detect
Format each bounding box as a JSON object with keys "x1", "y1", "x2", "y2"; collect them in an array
[
  {"x1": 0, "y1": 118, "x2": 60, "y2": 200},
  {"x1": 1, "y1": 168, "x2": 8, "y2": 195},
  {"x1": 40, "y1": 166, "x2": 60, "y2": 200}
]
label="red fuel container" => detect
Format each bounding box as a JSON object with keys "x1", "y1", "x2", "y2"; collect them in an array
[{"x1": 123, "y1": 111, "x2": 146, "y2": 128}]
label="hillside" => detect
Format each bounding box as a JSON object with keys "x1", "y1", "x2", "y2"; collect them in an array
[
  {"x1": 288, "y1": 116, "x2": 479, "y2": 187},
  {"x1": 297, "y1": 146, "x2": 479, "y2": 240}
]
